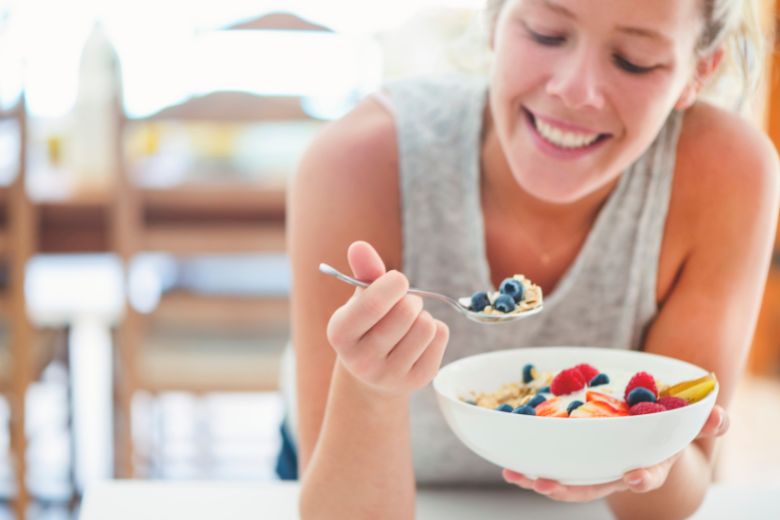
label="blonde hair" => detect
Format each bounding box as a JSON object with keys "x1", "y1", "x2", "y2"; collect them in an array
[{"x1": 482, "y1": 0, "x2": 769, "y2": 112}]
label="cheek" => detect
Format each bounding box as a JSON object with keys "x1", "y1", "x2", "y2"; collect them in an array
[
  {"x1": 611, "y1": 76, "x2": 680, "y2": 138},
  {"x1": 492, "y1": 40, "x2": 552, "y2": 99}
]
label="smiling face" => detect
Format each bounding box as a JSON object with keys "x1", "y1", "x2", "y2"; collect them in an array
[{"x1": 489, "y1": 0, "x2": 706, "y2": 203}]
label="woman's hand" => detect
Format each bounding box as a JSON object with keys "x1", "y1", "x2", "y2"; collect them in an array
[
  {"x1": 502, "y1": 404, "x2": 729, "y2": 502},
  {"x1": 326, "y1": 241, "x2": 449, "y2": 397}
]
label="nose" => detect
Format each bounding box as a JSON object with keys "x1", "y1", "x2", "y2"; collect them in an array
[{"x1": 546, "y1": 46, "x2": 606, "y2": 111}]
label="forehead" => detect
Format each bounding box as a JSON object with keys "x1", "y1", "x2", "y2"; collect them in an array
[{"x1": 514, "y1": 0, "x2": 704, "y2": 37}]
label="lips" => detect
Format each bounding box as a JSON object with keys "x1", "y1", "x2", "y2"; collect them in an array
[{"x1": 523, "y1": 108, "x2": 611, "y2": 150}]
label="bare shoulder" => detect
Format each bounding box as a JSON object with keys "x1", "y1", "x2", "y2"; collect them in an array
[
  {"x1": 290, "y1": 96, "x2": 402, "y2": 268},
  {"x1": 297, "y1": 96, "x2": 398, "y2": 193},
  {"x1": 658, "y1": 102, "x2": 779, "y2": 304},
  {"x1": 646, "y1": 103, "x2": 779, "y2": 406},
  {"x1": 676, "y1": 102, "x2": 779, "y2": 214}
]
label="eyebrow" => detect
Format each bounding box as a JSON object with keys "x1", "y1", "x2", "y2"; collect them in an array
[
  {"x1": 615, "y1": 25, "x2": 673, "y2": 46},
  {"x1": 538, "y1": 0, "x2": 575, "y2": 19},
  {"x1": 537, "y1": 0, "x2": 673, "y2": 45}
]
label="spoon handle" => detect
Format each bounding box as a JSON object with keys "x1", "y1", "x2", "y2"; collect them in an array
[
  {"x1": 318, "y1": 263, "x2": 370, "y2": 289},
  {"x1": 318, "y1": 263, "x2": 457, "y2": 308}
]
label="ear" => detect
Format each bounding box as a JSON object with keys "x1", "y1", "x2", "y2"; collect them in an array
[{"x1": 675, "y1": 46, "x2": 725, "y2": 110}]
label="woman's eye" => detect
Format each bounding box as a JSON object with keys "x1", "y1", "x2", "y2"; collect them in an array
[
  {"x1": 523, "y1": 24, "x2": 565, "y2": 46},
  {"x1": 613, "y1": 54, "x2": 655, "y2": 75}
]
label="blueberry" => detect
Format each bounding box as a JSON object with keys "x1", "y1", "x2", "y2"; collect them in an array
[
  {"x1": 589, "y1": 373, "x2": 610, "y2": 387},
  {"x1": 469, "y1": 291, "x2": 491, "y2": 312},
  {"x1": 528, "y1": 394, "x2": 546, "y2": 408},
  {"x1": 496, "y1": 403, "x2": 514, "y2": 413},
  {"x1": 522, "y1": 363, "x2": 537, "y2": 383},
  {"x1": 493, "y1": 294, "x2": 516, "y2": 313},
  {"x1": 538, "y1": 386, "x2": 551, "y2": 394},
  {"x1": 512, "y1": 405, "x2": 536, "y2": 415},
  {"x1": 627, "y1": 387, "x2": 656, "y2": 407},
  {"x1": 566, "y1": 400, "x2": 584, "y2": 415},
  {"x1": 499, "y1": 278, "x2": 525, "y2": 302}
]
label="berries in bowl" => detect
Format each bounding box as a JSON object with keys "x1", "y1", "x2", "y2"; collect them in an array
[{"x1": 432, "y1": 347, "x2": 719, "y2": 485}]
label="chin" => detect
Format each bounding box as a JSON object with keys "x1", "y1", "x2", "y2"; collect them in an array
[{"x1": 513, "y1": 172, "x2": 600, "y2": 205}]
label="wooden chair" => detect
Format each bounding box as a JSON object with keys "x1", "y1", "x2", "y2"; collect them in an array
[
  {"x1": 111, "y1": 87, "x2": 322, "y2": 477},
  {"x1": 0, "y1": 95, "x2": 35, "y2": 518}
]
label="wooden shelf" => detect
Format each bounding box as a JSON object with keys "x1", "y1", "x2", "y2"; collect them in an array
[
  {"x1": 152, "y1": 291, "x2": 289, "y2": 328},
  {"x1": 141, "y1": 184, "x2": 286, "y2": 223},
  {"x1": 141, "y1": 222, "x2": 285, "y2": 254}
]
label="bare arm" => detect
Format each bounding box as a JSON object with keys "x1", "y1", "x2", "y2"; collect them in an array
[
  {"x1": 289, "y1": 99, "x2": 448, "y2": 519},
  {"x1": 606, "y1": 107, "x2": 780, "y2": 519}
]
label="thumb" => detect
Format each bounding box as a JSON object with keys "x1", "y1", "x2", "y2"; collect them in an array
[
  {"x1": 347, "y1": 241, "x2": 387, "y2": 286},
  {"x1": 698, "y1": 405, "x2": 729, "y2": 439}
]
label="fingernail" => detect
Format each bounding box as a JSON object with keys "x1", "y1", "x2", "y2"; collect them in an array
[{"x1": 627, "y1": 477, "x2": 642, "y2": 486}]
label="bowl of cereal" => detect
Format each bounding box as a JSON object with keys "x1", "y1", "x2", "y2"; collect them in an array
[{"x1": 432, "y1": 346, "x2": 718, "y2": 485}]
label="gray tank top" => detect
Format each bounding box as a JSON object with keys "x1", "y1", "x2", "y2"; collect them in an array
[{"x1": 279, "y1": 74, "x2": 683, "y2": 485}]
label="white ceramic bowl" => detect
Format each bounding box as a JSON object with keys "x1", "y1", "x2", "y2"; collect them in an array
[{"x1": 433, "y1": 346, "x2": 718, "y2": 485}]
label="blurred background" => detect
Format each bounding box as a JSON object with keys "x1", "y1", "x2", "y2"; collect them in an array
[{"x1": 0, "y1": 0, "x2": 778, "y2": 518}]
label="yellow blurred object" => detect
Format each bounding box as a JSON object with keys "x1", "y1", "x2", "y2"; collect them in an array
[
  {"x1": 141, "y1": 123, "x2": 161, "y2": 155},
  {"x1": 661, "y1": 373, "x2": 718, "y2": 403},
  {"x1": 46, "y1": 134, "x2": 62, "y2": 165},
  {"x1": 189, "y1": 123, "x2": 238, "y2": 157},
  {"x1": 125, "y1": 123, "x2": 162, "y2": 159}
]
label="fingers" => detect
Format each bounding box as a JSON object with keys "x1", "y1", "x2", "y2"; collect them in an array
[
  {"x1": 384, "y1": 311, "x2": 438, "y2": 372},
  {"x1": 503, "y1": 470, "x2": 627, "y2": 502},
  {"x1": 407, "y1": 320, "x2": 449, "y2": 386},
  {"x1": 360, "y1": 295, "x2": 425, "y2": 358},
  {"x1": 622, "y1": 452, "x2": 680, "y2": 493},
  {"x1": 347, "y1": 240, "x2": 386, "y2": 283},
  {"x1": 327, "y1": 241, "x2": 450, "y2": 394},
  {"x1": 622, "y1": 468, "x2": 654, "y2": 493},
  {"x1": 327, "y1": 270, "x2": 409, "y2": 348},
  {"x1": 697, "y1": 405, "x2": 729, "y2": 439}
]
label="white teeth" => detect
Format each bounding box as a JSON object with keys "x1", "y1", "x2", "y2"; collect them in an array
[{"x1": 534, "y1": 117, "x2": 600, "y2": 149}]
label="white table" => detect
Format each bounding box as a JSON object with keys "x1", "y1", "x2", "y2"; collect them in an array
[{"x1": 79, "y1": 480, "x2": 780, "y2": 519}]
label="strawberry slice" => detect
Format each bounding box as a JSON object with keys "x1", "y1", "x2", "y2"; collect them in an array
[
  {"x1": 534, "y1": 397, "x2": 568, "y2": 417},
  {"x1": 586, "y1": 391, "x2": 629, "y2": 415},
  {"x1": 570, "y1": 399, "x2": 629, "y2": 418}
]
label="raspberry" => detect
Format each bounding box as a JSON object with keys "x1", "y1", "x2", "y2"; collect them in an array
[
  {"x1": 551, "y1": 368, "x2": 586, "y2": 396},
  {"x1": 574, "y1": 363, "x2": 599, "y2": 383},
  {"x1": 657, "y1": 396, "x2": 687, "y2": 410},
  {"x1": 629, "y1": 402, "x2": 666, "y2": 415},
  {"x1": 624, "y1": 371, "x2": 658, "y2": 401}
]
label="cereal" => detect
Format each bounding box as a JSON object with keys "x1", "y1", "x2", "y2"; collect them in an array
[
  {"x1": 465, "y1": 274, "x2": 543, "y2": 315},
  {"x1": 461, "y1": 362, "x2": 717, "y2": 417}
]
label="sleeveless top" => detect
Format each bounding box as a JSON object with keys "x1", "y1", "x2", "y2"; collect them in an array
[{"x1": 279, "y1": 74, "x2": 684, "y2": 485}]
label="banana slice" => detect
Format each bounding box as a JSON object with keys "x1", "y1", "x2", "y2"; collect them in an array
[{"x1": 662, "y1": 373, "x2": 717, "y2": 403}]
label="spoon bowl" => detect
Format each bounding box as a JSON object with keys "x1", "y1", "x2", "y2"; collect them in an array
[{"x1": 319, "y1": 263, "x2": 543, "y2": 324}]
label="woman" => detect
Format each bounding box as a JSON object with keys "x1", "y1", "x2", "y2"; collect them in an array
[{"x1": 283, "y1": 0, "x2": 780, "y2": 518}]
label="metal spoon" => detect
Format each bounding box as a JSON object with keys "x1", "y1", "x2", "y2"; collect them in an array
[{"x1": 319, "y1": 263, "x2": 543, "y2": 324}]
